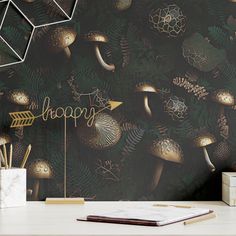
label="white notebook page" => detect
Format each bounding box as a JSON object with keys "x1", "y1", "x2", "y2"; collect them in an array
[{"x1": 90, "y1": 206, "x2": 211, "y2": 226}]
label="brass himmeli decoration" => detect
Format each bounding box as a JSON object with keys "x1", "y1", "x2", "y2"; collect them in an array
[{"x1": 0, "y1": 0, "x2": 78, "y2": 68}]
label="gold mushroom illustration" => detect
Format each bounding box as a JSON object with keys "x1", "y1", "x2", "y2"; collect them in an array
[
  {"x1": 83, "y1": 31, "x2": 115, "y2": 72},
  {"x1": 211, "y1": 89, "x2": 235, "y2": 111},
  {"x1": 147, "y1": 138, "x2": 183, "y2": 192},
  {"x1": 135, "y1": 83, "x2": 159, "y2": 118},
  {"x1": 7, "y1": 89, "x2": 30, "y2": 106},
  {"x1": 112, "y1": 0, "x2": 132, "y2": 11},
  {"x1": 77, "y1": 112, "x2": 121, "y2": 150},
  {"x1": 193, "y1": 132, "x2": 216, "y2": 172},
  {"x1": 49, "y1": 27, "x2": 77, "y2": 58},
  {"x1": 28, "y1": 159, "x2": 53, "y2": 200}
]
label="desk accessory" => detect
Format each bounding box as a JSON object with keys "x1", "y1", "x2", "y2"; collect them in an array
[
  {"x1": 0, "y1": 168, "x2": 26, "y2": 208},
  {"x1": 153, "y1": 204, "x2": 192, "y2": 208},
  {"x1": 45, "y1": 198, "x2": 85, "y2": 204},
  {"x1": 0, "y1": 142, "x2": 31, "y2": 208},
  {"x1": 183, "y1": 212, "x2": 216, "y2": 225},
  {"x1": 45, "y1": 102, "x2": 121, "y2": 204},
  {"x1": 222, "y1": 172, "x2": 236, "y2": 206},
  {"x1": 77, "y1": 206, "x2": 213, "y2": 227}
]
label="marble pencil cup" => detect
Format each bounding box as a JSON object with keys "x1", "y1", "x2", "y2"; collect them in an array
[{"x1": 0, "y1": 168, "x2": 26, "y2": 208}]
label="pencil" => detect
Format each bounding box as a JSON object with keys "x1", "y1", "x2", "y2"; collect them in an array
[
  {"x1": 20, "y1": 144, "x2": 32, "y2": 168},
  {"x1": 184, "y1": 212, "x2": 216, "y2": 225},
  {"x1": 0, "y1": 149, "x2": 5, "y2": 167},
  {"x1": 3, "y1": 145, "x2": 8, "y2": 169},
  {"x1": 9, "y1": 144, "x2": 13, "y2": 168},
  {"x1": 153, "y1": 204, "x2": 192, "y2": 208}
]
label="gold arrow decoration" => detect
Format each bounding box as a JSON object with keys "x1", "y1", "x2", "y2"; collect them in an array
[
  {"x1": 9, "y1": 100, "x2": 123, "y2": 128},
  {"x1": 9, "y1": 111, "x2": 36, "y2": 128},
  {"x1": 108, "y1": 101, "x2": 123, "y2": 111}
]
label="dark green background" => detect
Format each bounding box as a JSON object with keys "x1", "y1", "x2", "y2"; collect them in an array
[{"x1": 0, "y1": 0, "x2": 236, "y2": 201}]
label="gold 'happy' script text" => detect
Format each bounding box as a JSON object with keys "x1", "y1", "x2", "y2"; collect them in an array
[{"x1": 40, "y1": 97, "x2": 101, "y2": 127}]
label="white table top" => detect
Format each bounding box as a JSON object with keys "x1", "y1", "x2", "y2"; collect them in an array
[{"x1": 0, "y1": 201, "x2": 235, "y2": 236}]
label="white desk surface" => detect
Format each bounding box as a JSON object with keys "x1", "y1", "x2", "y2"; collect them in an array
[{"x1": 0, "y1": 201, "x2": 235, "y2": 236}]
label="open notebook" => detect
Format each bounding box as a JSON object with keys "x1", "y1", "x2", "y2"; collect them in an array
[{"x1": 78, "y1": 206, "x2": 213, "y2": 226}]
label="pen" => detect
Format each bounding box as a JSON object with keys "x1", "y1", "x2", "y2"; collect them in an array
[
  {"x1": 184, "y1": 212, "x2": 216, "y2": 225},
  {"x1": 153, "y1": 204, "x2": 192, "y2": 208},
  {"x1": 20, "y1": 144, "x2": 32, "y2": 168}
]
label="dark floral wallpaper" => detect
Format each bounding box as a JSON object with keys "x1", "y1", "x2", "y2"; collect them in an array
[{"x1": 0, "y1": 0, "x2": 236, "y2": 201}]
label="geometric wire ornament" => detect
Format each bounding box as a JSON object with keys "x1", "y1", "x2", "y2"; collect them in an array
[{"x1": 0, "y1": 0, "x2": 78, "y2": 68}]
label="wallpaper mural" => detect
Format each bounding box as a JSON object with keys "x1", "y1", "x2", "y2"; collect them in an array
[{"x1": 0, "y1": 0, "x2": 236, "y2": 201}]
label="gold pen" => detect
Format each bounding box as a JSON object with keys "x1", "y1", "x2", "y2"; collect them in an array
[
  {"x1": 184, "y1": 212, "x2": 216, "y2": 225},
  {"x1": 153, "y1": 204, "x2": 192, "y2": 208}
]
